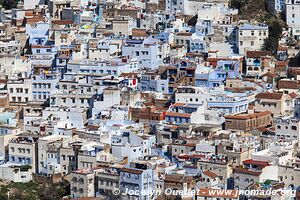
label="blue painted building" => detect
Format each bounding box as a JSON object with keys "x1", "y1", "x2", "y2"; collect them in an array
[
  {"x1": 165, "y1": 103, "x2": 201, "y2": 124},
  {"x1": 196, "y1": 60, "x2": 240, "y2": 87},
  {"x1": 207, "y1": 93, "x2": 249, "y2": 115}
]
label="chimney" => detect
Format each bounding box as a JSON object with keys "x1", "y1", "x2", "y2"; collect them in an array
[
  {"x1": 120, "y1": 157, "x2": 128, "y2": 165},
  {"x1": 104, "y1": 144, "x2": 111, "y2": 153},
  {"x1": 248, "y1": 105, "x2": 255, "y2": 114}
]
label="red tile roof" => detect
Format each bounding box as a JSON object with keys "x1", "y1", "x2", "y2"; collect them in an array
[
  {"x1": 202, "y1": 170, "x2": 218, "y2": 179},
  {"x1": 275, "y1": 61, "x2": 288, "y2": 68},
  {"x1": 52, "y1": 20, "x2": 73, "y2": 25},
  {"x1": 255, "y1": 92, "x2": 283, "y2": 100},
  {"x1": 243, "y1": 159, "x2": 270, "y2": 167},
  {"x1": 164, "y1": 174, "x2": 193, "y2": 183},
  {"x1": 121, "y1": 168, "x2": 143, "y2": 174},
  {"x1": 289, "y1": 92, "x2": 298, "y2": 99},
  {"x1": 278, "y1": 80, "x2": 299, "y2": 89},
  {"x1": 176, "y1": 32, "x2": 193, "y2": 36},
  {"x1": 172, "y1": 103, "x2": 185, "y2": 107},
  {"x1": 261, "y1": 72, "x2": 276, "y2": 78},
  {"x1": 165, "y1": 112, "x2": 191, "y2": 118},
  {"x1": 131, "y1": 29, "x2": 148, "y2": 37},
  {"x1": 225, "y1": 111, "x2": 271, "y2": 120},
  {"x1": 277, "y1": 46, "x2": 288, "y2": 51},
  {"x1": 246, "y1": 51, "x2": 271, "y2": 58},
  {"x1": 234, "y1": 167, "x2": 262, "y2": 176}
]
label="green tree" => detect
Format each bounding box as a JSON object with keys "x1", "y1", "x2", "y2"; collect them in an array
[
  {"x1": 230, "y1": 0, "x2": 246, "y2": 10},
  {"x1": 0, "y1": 0, "x2": 18, "y2": 10},
  {"x1": 263, "y1": 19, "x2": 283, "y2": 53},
  {"x1": 263, "y1": 36, "x2": 278, "y2": 52},
  {"x1": 38, "y1": 180, "x2": 70, "y2": 200},
  {"x1": 0, "y1": 181, "x2": 39, "y2": 200},
  {"x1": 269, "y1": 20, "x2": 283, "y2": 39}
]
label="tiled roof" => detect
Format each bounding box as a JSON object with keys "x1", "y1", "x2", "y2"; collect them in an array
[
  {"x1": 243, "y1": 159, "x2": 270, "y2": 167},
  {"x1": 165, "y1": 112, "x2": 191, "y2": 118},
  {"x1": 225, "y1": 111, "x2": 271, "y2": 120},
  {"x1": 246, "y1": 51, "x2": 271, "y2": 58},
  {"x1": 289, "y1": 92, "x2": 298, "y2": 99},
  {"x1": 52, "y1": 20, "x2": 73, "y2": 25},
  {"x1": 202, "y1": 170, "x2": 218, "y2": 179},
  {"x1": 164, "y1": 174, "x2": 193, "y2": 183},
  {"x1": 132, "y1": 29, "x2": 148, "y2": 37},
  {"x1": 255, "y1": 92, "x2": 283, "y2": 100},
  {"x1": 261, "y1": 72, "x2": 276, "y2": 78},
  {"x1": 275, "y1": 61, "x2": 288, "y2": 68},
  {"x1": 234, "y1": 167, "x2": 262, "y2": 176},
  {"x1": 172, "y1": 103, "x2": 186, "y2": 107},
  {"x1": 278, "y1": 80, "x2": 299, "y2": 89},
  {"x1": 121, "y1": 167, "x2": 144, "y2": 174},
  {"x1": 277, "y1": 46, "x2": 288, "y2": 51},
  {"x1": 176, "y1": 32, "x2": 193, "y2": 36}
]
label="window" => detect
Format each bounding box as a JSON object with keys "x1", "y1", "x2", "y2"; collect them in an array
[{"x1": 292, "y1": 126, "x2": 297, "y2": 130}]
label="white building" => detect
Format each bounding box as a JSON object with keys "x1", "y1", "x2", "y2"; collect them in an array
[
  {"x1": 37, "y1": 135, "x2": 68, "y2": 176},
  {"x1": 237, "y1": 23, "x2": 269, "y2": 55},
  {"x1": 274, "y1": 116, "x2": 300, "y2": 140},
  {"x1": 122, "y1": 37, "x2": 163, "y2": 69},
  {"x1": 70, "y1": 168, "x2": 96, "y2": 198},
  {"x1": 286, "y1": 0, "x2": 300, "y2": 40},
  {"x1": 8, "y1": 136, "x2": 38, "y2": 173},
  {"x1": 67, "y1": 58, "x2": 139, "y2": 76},
  {"x1": 7, "y1": 78, "x2": 33, "y2": 103},
  {"x1": 120, "y1": 165, "x2": 154, "y2": 200},
  {"x1": 43, "y1": 107, "x2": 88, "y2": 129},
  {"x1": 0, "y1": 163, "x2": 33, "y2": 182}
]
